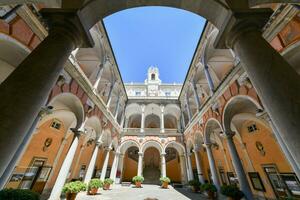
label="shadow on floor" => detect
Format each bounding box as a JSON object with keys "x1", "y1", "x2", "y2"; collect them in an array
[{"x1": 174, "y1": 187, "x2": 207, "y2": 200}]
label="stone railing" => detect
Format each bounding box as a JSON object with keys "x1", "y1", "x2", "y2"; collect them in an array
[{"x1": 122, "y1": 128, "x2": 180, "y2": 136}]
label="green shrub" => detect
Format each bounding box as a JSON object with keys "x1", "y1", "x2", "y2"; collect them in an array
[
  {"x1": 132, "y1": 176, "x2": 144, "y2": 183},
  {"x1": 221, "y1": 185, "x2": 244, "y2": 200},
  {"x1": 0, "y1": 188, "x2": 40, "y2": 200},
  {"x1": 188, "y1": 180, "x2": 201, "y2": 187},
  {"x1": 103, "y1": 178, "x2": 114, "y2": 185},
  {"x1": 62, "y1": 181, "x2": 87, "y2": 193},
  {"x1": 88, "y1": 179, "x2": 103, "y2": 189},
  {"x1": 200, "y1": 183, "x2": 217, "y2": 193},
  {"x1": 160, "y1": 177, "x2": 171, "y2": 183}
]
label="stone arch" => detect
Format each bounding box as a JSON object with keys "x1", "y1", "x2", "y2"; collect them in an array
[
  {"x1": 85, "y1": 115, "x2": 102, "y2": 140},
  {"x1": 164, "y1": 141, "x2": 185, "y2": 155},
  {"x1": 222, "y1": 94, "x2": 263, "y2": 134},
  {"x1": 282, "y1": 40, "x2": 300, "y2": 75},
  {"x1": 203, "y1": 118, "x2": 223, "y2": 144},
  {"x1": 118, "y1": 139, "x2": 140, "y2": 154},
  {"x1": 0, "y1": 33, "x2": 30, "y2": 84},
  {"x1": 141, "y1": 140, "x2": 164, "y2": 154}
]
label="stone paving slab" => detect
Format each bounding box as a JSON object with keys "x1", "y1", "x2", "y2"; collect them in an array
[{"x1": 75, "y1": 184, "x2": 208, "y2": 200}]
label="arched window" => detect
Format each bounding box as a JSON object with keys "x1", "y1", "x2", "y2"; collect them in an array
[{"x1": 151, "y1": 73, "x2": 155, "y2": 80}]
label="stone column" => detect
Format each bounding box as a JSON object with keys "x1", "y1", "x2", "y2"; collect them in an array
[
  {"x1": 71, "y1": 144, "x2": 85, "y2": 178},
  {"x1": 120, "y1": 110, "x2": 125, "y2": 128},
  {"x1": 137, "y1": 152, "x2": 143, "y2": 176},
  {"x1": 160, "y1": 105, "x2": 165, "y2": 133},
  {"x1": 179, "y1": 154, "x2": 188, "y2": 184},
  {"x1": 204, "y1": 64, "x2": 215, "y2": 95},
  {"x1": 100, "y1": 146, "x2": 112, "y2": 181},
  {"x1": 114, "y1": 95, "x2": 121, "y2": 119},
  {"x1": 190, "y1": 81, "x2": 201, "y2": 110},
  {"x1": 225, "y1": 132, "x2": 253, "y2": 199},
  {"x1": 106, "y1": 81, "x2": 116, "y2": 110},
  {"x1": 140, "y1": 104, "x2": 145, "y2": 133},
  {"x1": 84, "y1": 142, "x2": 101, "y2": 183},
  {"x1": 205, "y1": 143, "x2": 220, "y2": 190},
  {"x1": 193, "y1": 149, "x2": 205, "y2": 184},
  {"x1": 0, "y1": 9, "x2": 92, "y2": 178},
  {"x1": 224, "y1": 11, "x2": 300, "y2": 171},
  {"x1": 161, "y1": 153, "x2": 166, "y2": 177},
  {"x1": 181, "y1": 111, "x2": 186, "y2": 128},
  {"x1": 185, "y1": 94, "x2": 192, "y2": 122},
  {"x1": 110, "y1": 151, "x2": 120, "y2": 182},
  {"x1": 186, "y1": 153, "x2": 194, "y2": 180},
  {"x1": 92, "y1": 64, "x2": 104, "y2": 91},
  {"x1": 49, "y1": 131, "x2": 81, "y2": 200},
  {"x1": 117, "y1": 154, "x2": 125, "y2": 183}
]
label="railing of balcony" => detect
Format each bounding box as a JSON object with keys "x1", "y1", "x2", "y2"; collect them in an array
[{"x1": 122, "y1": 128, "x2": 180, "y2": 136}]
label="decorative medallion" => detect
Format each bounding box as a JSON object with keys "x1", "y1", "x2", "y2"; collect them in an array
[
  {"x1": 255, "y1": 141, "x2": 265, "y2": 156},
  {"x1": 42, "y1": 138, "x2": 53, "y2": 152}
]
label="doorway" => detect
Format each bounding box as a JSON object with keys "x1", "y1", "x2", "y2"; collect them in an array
[{"x1": 143, "y1": 147, "x2": 160, "y2": 184}]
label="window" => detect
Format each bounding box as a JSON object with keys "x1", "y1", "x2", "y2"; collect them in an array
[
  {"x1": 247, "y1": 124, "x2": 258, "y2": 133},
  {"x1": 151, "y1": 73, "x2": 155, "y2": 80},
  {"x1": 165, "y1": 92, "x2": 171, "y2": 96},
  {"x1": 50, "y1": 120, "x2": 61, "y2": 130},
  {"x1": 135, "y1": 91, "x2": 141, "y2": 96}
]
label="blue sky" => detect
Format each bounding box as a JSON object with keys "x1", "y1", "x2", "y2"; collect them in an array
[{"x1": 103, "y1": 7, "x2": 206, "y2": 83}]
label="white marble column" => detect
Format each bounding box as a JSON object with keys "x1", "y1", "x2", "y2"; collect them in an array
[
  {"x1": 100, "y1": 146, "x2": 112, "y2": 181},
  {"x1": 106, "y1": 82, "x2": 116, "y2": 110},
  {"x1": 110, "y1": 151, "x2": 120, "y2": 182},
  {"x1": 190, "y1": 81, "x2": 201, "y2": 111},
  {"x1": 140, "y1": 104, "x2": 145, "y2": 133},
  {"x1": 116, "y1": 154, "x2": 125, "y2": 183},
  {"x1": 205, "y1": 143, "x2": 220, "y2": 191},
  {"x1": 179, "y1": 154, "x2": 188, "y2": 184},
  {"x1": 137, "y1": 152, "x2": 143, "y2": 176},
  {"x1": 193, "y1": 149, "x2": 205, "y2": 184},
  {"x1": 114, "y1": 95, "x2": 121, "y2": 119},
  {"x1": 92, "y1": 64, "x2": 104, "y2": 91},
  {"x1": 160, "y1": 105, "x2": 165, "y2": 133},
  {"x1": 161, "y1": 153, "x2": 166, "y2": 177},
  {"x1": 49, "y1": 131, "x2": 81, "y2": 200},
  {"x1": 185, "y1": 94, "x2": 192, "y2": 122},
  {"x1": 84, "y1": 142, "x2": 101, "y2": 183},
  {"x1": 187, "y1": 153, "x2": 194, "y2": 181}
]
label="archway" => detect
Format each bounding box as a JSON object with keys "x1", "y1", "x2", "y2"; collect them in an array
[
  {"x1": 143, "y1": 147, "x2": 161, "y2": 184},
  {"x1": 122, "y1": 146, "x2": 139, "y2": 182}
]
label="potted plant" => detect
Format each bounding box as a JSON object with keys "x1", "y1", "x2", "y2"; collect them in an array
[
  {"x1": 103, "y1": 178, "x2": 114, "y2": 190},
  {"x1": 132, "y1": 176, "x2": 144, "y2": 188},
  {"x1": 200, "y1": 183, "x2": 217, "y2": 199},
  {"x1": 0, "y1": 188, "x2": 40, "y2": 200},
  {"x1": 160, "y1": 177, "x2": 171, "y2": 189},
  {"x1": 221, "y1": 185, "x2": 244, "y2": 200},
  {"x1": 188, "y1": 180, "x2": 201, "y2": 192},
  {"x1": 62, "y1": 181, "x2": 87, "y2": 200},
  {"x1": 88, "y1": 179, "x2": 103, "y2": 195}
]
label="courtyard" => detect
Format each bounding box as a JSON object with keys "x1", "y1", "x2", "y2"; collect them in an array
[{"x1": 74, "y1": 184, "x2": 208, "y2": 200}]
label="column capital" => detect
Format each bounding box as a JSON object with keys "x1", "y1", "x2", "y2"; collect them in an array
[
  {"x1": 215, "y1": 8, "x2": 273, "y2": 49},
  {"x1": 70, "y1": 128, "x2": 82, "y2": 137},
  {"x1": 224, "y1": 130, "x2": 236, "y2": 139},
  {"x1": 138, "y1": 152, "x2": 143, "y2": 156},
  {"x1": 160, "y1": 153, "x2": 166, "y2": 156},
  {"x1": 41, "y1": 8, "x2": 94, "y2": 48}
]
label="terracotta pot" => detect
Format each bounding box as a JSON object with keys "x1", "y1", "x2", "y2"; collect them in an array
[
  {"x1": 207, "y1": 191, "x2": 215, "y2": 199},
  {"x1": 161, "y1": 181, "x2": 169, "y2": 189},
  {"x1": 88, "y1": 187, "x2": 98, "y2": 195},
  {"x1": 103, "y1": 183, "x2": 110, "y2": 190},
  {"x1": 227, "y1": 197, "x2": 234, "y2": 200},
  {"x1": 191, "y1": 186, "x2": 198, "y2": 192},
  {"x1": 66, "y1": 192, "x2": 77, "y2": 200},
  {"x1": 135, "y1": 181, "x2": 142, "y2": 188}
]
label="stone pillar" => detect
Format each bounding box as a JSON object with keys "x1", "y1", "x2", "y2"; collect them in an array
[
  {"x1": 110, "y1": 151, "x2": 120, "y2": 182},
  {"x1": 71, "y1": 144, "x2": 85, "y2": 178},
  {"x1": 187, "y1": 153, "x2": 194, "y2": 181},
  {"x1": 100, "y1": 146, "x2": 112, "y2": 181},
  {"x1": 114, "y1": 95, "x2": 121, "y2": 119},
  {"x1": 92, "y1": 64, "x2": 104, "y2": 91},
  {"x1": 137, "y1": 152, "x2": 143, "y2": 176},
  {"x1": 161, "y1": 153, "x2": 166, "y2": 177},
  {"x1": 204, "y1": 64, "x2": 215, "y2": 95},
  {"x1": 106, "y1": 82, "x2": 116, "y2": 109},
  {"x1": 117, "y1": 154, "x2": 125, "y2": 183},
  {"x1": 205, "y1": 143, "x2": 220, "y2": 190},
  {"x1": 49, "y1": 131, "x2": 81, "y2": 200},
  {"x1": 190, "y1": 81, "x2": 201, "y2": 110},
  {"x1": 160, "y1": 105, "x2": 165, "y2": 133},
  {"x1": 185, "y1": 94, "x2": 192, "y2": 122},
  {"x1": 225, "y1": 132, "x2": 253, "y2": 199},
  {"x1": 179, "y1": 154, "x2": 188, "y2": 184},
  {"x1": 120, "y1": 110, "x2": 125, "y2": 128},
  {"x1": 0, "y1": 9, "x2": 92, "y2": 178},
  {"x1": 224, "y1": 11, "x2": 300, "y2": 171},
  {"x1": 181, "y1": 111, "x2": 186, "y2": 128},
  {"x1": 193, "y1": 149, "x2": 205, "y2": 184},
  {"x1": 140, "y1": 104, "x2": 145, "y2": 133},
  {"x1": 84, "y1": 142, "x2": 101, "y2": 183}
]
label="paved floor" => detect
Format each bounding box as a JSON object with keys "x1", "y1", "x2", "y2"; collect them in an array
[{"x1": 75, "y1": 184, "x2": 209, "y2": 200}]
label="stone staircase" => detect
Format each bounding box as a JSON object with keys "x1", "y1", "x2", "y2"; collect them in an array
[{"x1": 143, "y1": 166, "x2": 160, "y2": 185}]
